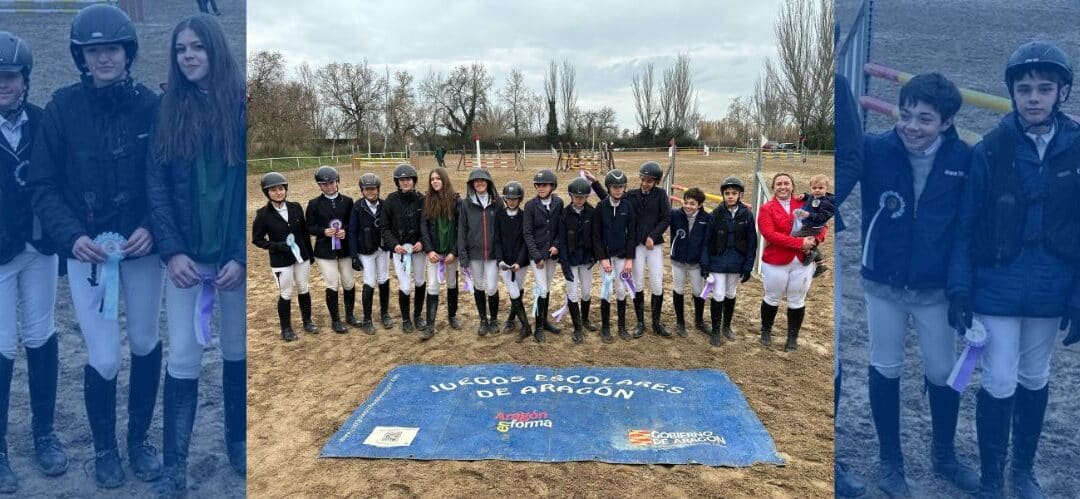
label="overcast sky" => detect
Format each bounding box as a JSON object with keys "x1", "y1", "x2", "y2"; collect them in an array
[{"x1": 249, "y1": 0, "x2": 782, "y2": 132}]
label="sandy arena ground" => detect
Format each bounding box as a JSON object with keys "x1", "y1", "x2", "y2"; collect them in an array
[
  {"x1": 8, "y1": 1, "x2": 245, "y2": 497},
  {"x1": 835, "y1": 1, "x2": 1080, "y2": 497},
  {"x1": 246, "y1": 151, "x2": 836, "y2": 497}
]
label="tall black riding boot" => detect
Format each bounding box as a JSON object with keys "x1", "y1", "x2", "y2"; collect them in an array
[
  {"x1": 344, "y1": 288, "x2": 363, "y2": 328},
  {"x1": 976, "y1": 389, "x2": 1014, "y2": 499},
  {"x1": 487, "y1": 294, "x2": 501, "y2": 334},
  {"x1": 278, "y1": 297, "x2": 297, "y2": 341},
  {"x1": 512, "y1": 297, "x2": 531, "y2": 342},
  {"x1": 447, "y1": 288, "x2": 462, "y2": 329},
  {"x1": 298, "y1": 292, "x2": 317, "y2": 333},
  {"x1": 759, "y1": 301, "x2": 778, "y2": 346},
  {"x1": 378, "y1": 281, "x2": 394, "y2": 328},
  {"x1": 127, "y1": 343, "x2": 162, "y2": 482},
  {"x1": 616, "y1": 299, "x2": 631, "y2": 341},
  {"x1": 473, "y1": 290, "x2": 490, "y2": 336},
  {"x1": 784, "y1": 306, "x2": 805, "y2": 351},
  {"x1": 708, "y1": 299, "x2": 723, "y2": 347},
  {"x1": 569, "y1": 301, "x2": 584, "y2": 344},
  {"x1": 672, "y1": 292, "x2": 687, "y2": 337},
  {"x1": 504, "y1": 294, "x2": 519, "y2": 333},
  {"x1": 534, "y1": 296, "x2": 547, "y2": 343},
  {"x1": 152, "y1": 374, "x2": 198, "y2": 497},
  {"x1": 926, "y1": 379, "x2": 979, "y2": 492},
  {"x1": 223, "y1": 359, "x2": 246, "y2": 476},
  {"x1": 360, "y1": 285, "x2": 376, "y2": 334},
  {"x1": 0, "y1": 356, "x2": 17, "y2": 493},
  {"x1": 722, "y1": 297, "x2": 737, "y2": 340},
  {"x1": 580, "y1": 299, "x2": 597, "y2": 332},
  {"x1": 651, "y1": 294, "x2": 671, "y2": 337},
  {"x1": 541, "y1": 296, "x2": 561, "y2": 335},
  {"x1": 26, "y1": 335, "x2": 68, "y2": 476},
  {"x1": 413, "y1": 284, "x2": 428, "y2": 331},
  {"x1": 398, "y1": 291, "x2": 413, "y2": 333},
  {"x1": 868, "y1": 367, "x2": 909, "y2": 497},
  {"x1": 84, "y1": 366, "x2": 124, "y2": 489},
  {"x1": 692, "y1": 296, "x2": 708, "y2": 335},
  {"x1": 1011, "y1": 385, "x2": 1048, "y2": 499},
  {"x1": 632, "y1": 292, "x2": 646, "y2": 338},
  {"x1": 420, "y1": 294, "x2": 438, "y2": 341},
  {"x1": 599, "y1": 300, "x2": 614, "y2": 343},
  {"x1": 326, "y1": 289, "x2": 346, "y2": 333}
]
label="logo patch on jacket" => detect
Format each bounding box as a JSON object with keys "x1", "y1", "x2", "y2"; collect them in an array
[{"x1": 943, "y1": 170, "x2": 966, "y2": 177}]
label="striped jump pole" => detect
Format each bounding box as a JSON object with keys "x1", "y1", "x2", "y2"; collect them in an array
[
  {"x1": 864, "y1": 63, "x2": 1011, "y2": 113},
  {"x1": 670, "y1": 184, "x2": 724, "y2": 204}
]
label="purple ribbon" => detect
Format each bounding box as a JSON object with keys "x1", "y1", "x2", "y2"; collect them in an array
[
  {"x1": 437, "y1": 258, "x2": 446, "y2": 284},
  {"x1": 195, "y1": 273, "x2": 215, "y2": 347},
  {"x1": 462, "y1": 267, "x2": 473, "y2": 292},
  {"x1": 700, "y1": 276, "x2": 715, "y2": 299},
  {"x1": 330, "y1": 219, "x2": 342, "y2": 250},
  {"x1": 947, "y1": 322, "x2": 989, "y2": 392},
  {"x1": 552, "y1": 301, "x2": 568, "y2": 323},
  {"x1": 620, "y1": 272, "x2": 636, "y2": 294}
]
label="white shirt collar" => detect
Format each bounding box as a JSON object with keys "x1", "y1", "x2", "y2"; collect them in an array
[{"x1": 908, "y1": 135, "x2": 944, "y2": 158}]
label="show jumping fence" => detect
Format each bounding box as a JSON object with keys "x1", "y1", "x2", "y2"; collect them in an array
[
  {"x1": 0, "y1": 0, "x2": 141, "y2": 20},
  {"x1": 839, "y1": 0, "x2": 1019, "y2": 144}
]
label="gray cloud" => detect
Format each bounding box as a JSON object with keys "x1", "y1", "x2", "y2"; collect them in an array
[{"x1": 249, "y1": 0, "x2": 781, "y2": 132}]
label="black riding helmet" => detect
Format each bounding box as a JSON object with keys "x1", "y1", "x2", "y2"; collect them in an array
[
  {"x1": 69, "y1": 4, "x2": 138, "y2": 75},
  {"x1": 639, "y1": 161, "x2": 663, "y2": 181},
  {"x1": 720, "y1": 176, "x2": 745, "y2": 192},
  {"x1": 466, "y1": 168, "x2": 496, "y2": 195},
  {"x1": 261, "y1": 172, "x2": 287, "y2": 199},
  {"x1": 568, "y1": 177, "x2": 591, "y2": 196},
  {"x1": 359, "y1": 172, "x2": 381, "y2": 190},
  {"x1": 532, "y1": 169, "x2": 557, "y2": 188},
  {"x1": 314, "y1": 165, "x2": 340, "y2": 183},
  {"x1": 0, "y1": 31, "x2": 31, "y2": 114},
  {"x1": 1005, "y1": 41, "x2": 1073, "y2": 107},
  {"x1": 604, "y1": 169, "x2": 628, "y2": 188},
  {"x1": 502, "y1": 181, "x2": 524, "y2": 199},
  {"x1": 392, "y1": 163, "x2": 418, "y2": 188}
]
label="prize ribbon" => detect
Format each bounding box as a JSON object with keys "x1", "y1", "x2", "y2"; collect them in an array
[
  {"x1": 194, "y1": 273, "x2": 216, "y2": 346},
  {"x1": 94, "y1": 232, "x2": 125, "y2": 320},
  {"x1": 620, "y1": 271, "x2": 637, "y2": 294},
  {"x1": 700, "y1": 274, "x2": 716, "y2": 299},
  {"x1": 403, "y1": 245, "x2": 413, "y2": 275},
  {"x1": 532, "y1": 282, "x2": 543, "y2": 316},
  {"x1": 947, "y1": 319, "x2": 990, "y2": 392},
  {"x1": 461, "y1": 266, "x2": 473, "y2": 292},
  {"x1": 286, "y1": 233, "x2": 303, "y2": 263},
  {"x1": 551, "y1": 300, "x2": 568, "y2": 323},
  {"x1": 861, "y1": 191, "x2": 906, "y2": 270},
  {"x1": 600, "y1": 271, "x2": 615, "y2": 300},
  {"x1": 330, "y1": 219, "x2": 342, "y2": 250}
]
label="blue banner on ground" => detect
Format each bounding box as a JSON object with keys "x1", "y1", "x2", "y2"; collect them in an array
[{"x1": 321, "y1": 364, "x2": 784, "y2": 467}]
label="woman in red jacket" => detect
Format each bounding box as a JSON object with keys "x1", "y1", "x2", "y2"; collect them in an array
[{"x1": 757, "y1": 173, "x2": 825, "y2": 351}]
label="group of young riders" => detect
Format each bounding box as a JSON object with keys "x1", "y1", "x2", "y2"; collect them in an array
[
  {"x1": 253, "y1": 160, "x2": 832, "y2": 351},
  {"x1": 1, "y1": 5, "x2": 244, "y2": 497},
  {"x1": 834, "y1": 41, "x2": 1080, "y2": 499}
]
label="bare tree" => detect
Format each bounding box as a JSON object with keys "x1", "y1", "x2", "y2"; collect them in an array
[
  {"x1": 631, "y1": 62, "x2": 659, "y2": 138},
  {"x1": 769, "y1": 0, "x2": 828, "y2": 139},
  {"x1": 427, "y1": 63, "x2": 493, "y2": 144},
  {"x1": 385, "y1": 70, "x2": 419, "y2": 150},
  {"x1": 753, "y1": 61, "x2": 787, "y2": 140},
  {"x1": 659, "y1": 54, "x2": 698, "y2": 137},
  {"x1": 316, "y1": 60, "x2": 386, "y2": 145},
  {"x1": 560, "y1": 59, "x2": 577, "y2": 137},
  {"x1": 499, "y1": 69, "x2": 529, "y2": 139},
  {"x1": 544, "y1": 60, "x2": 558, "y2": 142}
]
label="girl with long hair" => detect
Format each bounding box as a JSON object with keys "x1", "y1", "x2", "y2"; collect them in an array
[
  {"x1": 145, "y1": 14, "x2": 247, "y2": 495},
  {"x1": 418, "y1": 167, "x2": 462, "y2": 341}
]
